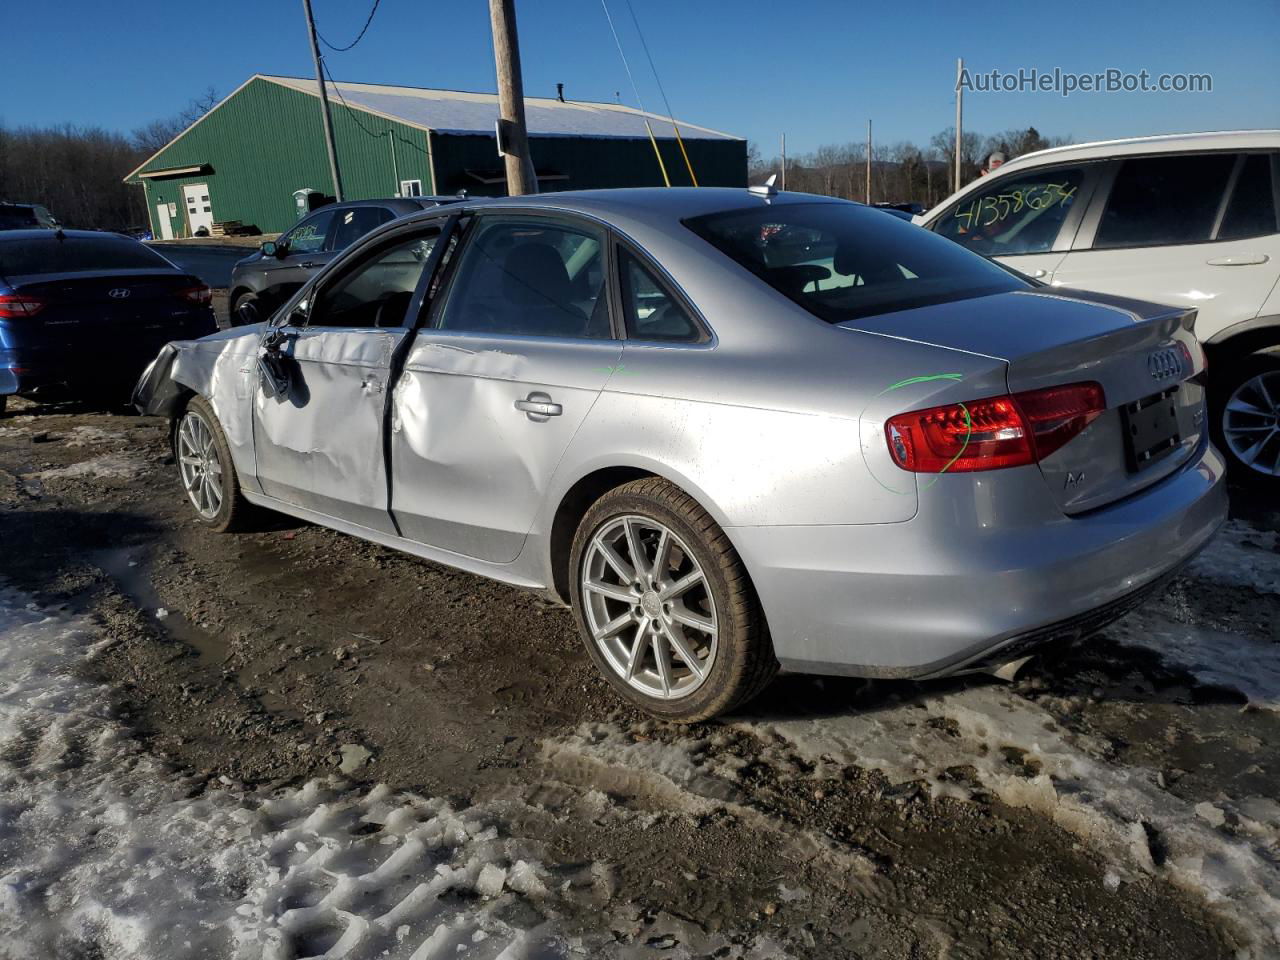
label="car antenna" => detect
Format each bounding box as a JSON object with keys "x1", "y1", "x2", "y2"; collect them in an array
[{"x1": 748, "y1": 174, "x2": 778, "y2": 199}]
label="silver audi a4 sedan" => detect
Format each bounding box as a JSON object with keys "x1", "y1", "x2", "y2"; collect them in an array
[{"x1": 134, "y1": 187, "x2": 1227, "y2": 721}]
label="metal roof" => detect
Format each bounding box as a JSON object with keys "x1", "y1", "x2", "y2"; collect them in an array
[{"x1": 261, "y1": 75, "x2": 741, "y2": 142}]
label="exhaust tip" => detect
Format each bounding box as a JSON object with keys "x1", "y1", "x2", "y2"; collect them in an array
[{"x1": 990, "y1": 655, "x2": 1034, "y2": 682}]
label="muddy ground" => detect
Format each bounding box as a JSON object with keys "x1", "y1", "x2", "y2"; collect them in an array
[{"x1": 2, "y1": 397, "x2": 1277, "y2": 958}]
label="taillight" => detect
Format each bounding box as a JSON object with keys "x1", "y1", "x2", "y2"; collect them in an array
[
  {"x1": 886, "y1": 381, "x2": 1106, "y2": 473},
  {"x1": 178, "y1": 284, "x2": 212, "y2": 305},
  {"x1": 0, "y1": 294, "x2": 46, "y2": 318},
  {"x1": 1177, "y1": 340, "x2": 1207, "y2": 381}
]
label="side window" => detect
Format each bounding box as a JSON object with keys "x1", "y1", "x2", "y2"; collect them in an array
[
  {"x1": 618, "y1": 249, "x2": 701, "y2": 342},
  {"x1": 934, "y1": 167, "x2": 1085, "y2": 256},
  {"x1": 1218, "y1": 154, "x2": 1278, "y2": 241},
  {"x1": 1094, "y1": 154, "x2": 1236, "y2": 248},
  {"x1": 331, "y1": 207, "x2": 395, "y2": 251},
  {"x1": 436, "y1": 219, "x2": 611, "y2": 339},
  {"x1": 308, "y1": 229, "x2": 439, "y2": 329},
  {"x1": 282, "y1": 210, "x2": 335, "y2": 255}
]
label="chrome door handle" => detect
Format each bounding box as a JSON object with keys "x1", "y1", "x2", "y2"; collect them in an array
[
  {"x1": 361, "y1": 375, "x2": 383, "y2": 394},
  {"x1": 1206, "y1": 254, "x2": 1269, "y2": 266},
  {"x1": 300, "y1": 261, "x2": 318, "y2": 269},
  {"x1": 514, "y1": 392, "x2": 562, "y2": 421}
]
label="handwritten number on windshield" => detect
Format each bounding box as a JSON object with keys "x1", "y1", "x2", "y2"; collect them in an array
[{"x1": 954, "y1": 182, "x2": 1076, "y2": 229}]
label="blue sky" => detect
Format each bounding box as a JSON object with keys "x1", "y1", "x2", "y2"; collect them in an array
[{"x1": 3, "y1": 0, "x2": 1277, "y2": 155}]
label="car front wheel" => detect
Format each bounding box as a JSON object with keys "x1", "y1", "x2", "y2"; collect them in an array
[
  {"x1": 175, "y1": 397, "x2": 253, "y2": 532},
  {"x1": 1213, "y1": 353, "x2": 1280, "y2": 487},
  {"x1": 230, "y1": 292, "x2": 260, "y2": 327},
  {"x1": 569, "y1": 477, "x2": 777, "y2": 722}
]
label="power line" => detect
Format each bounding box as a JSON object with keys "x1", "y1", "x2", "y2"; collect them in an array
[
  {"x1": 321, "y1": 59, "x2": 428, "y2": 156},
  {"x1": 317, "y1": 0, "x2": 380, "y2": 52},
  {"x1": 620, "y1": 0, "x2": 697, "y2": 185},
  {"x1": 599, "y1": 0, "x2": 670, "y2": 186},
  {"x1": 599, "y1": 0, "x2": 647, "y2": 115}
]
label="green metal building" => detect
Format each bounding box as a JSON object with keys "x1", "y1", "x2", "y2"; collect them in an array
[{"x1": 124, "y1": 74, "x2": 746, "y2": 239}]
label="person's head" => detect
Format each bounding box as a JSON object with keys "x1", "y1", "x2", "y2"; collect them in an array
[{"x1": 987, "y1": 151, "x2": 1007, "y2": 171}]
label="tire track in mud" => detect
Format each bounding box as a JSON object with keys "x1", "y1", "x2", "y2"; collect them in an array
[{"x1": 0, "y1": 587, "x2": 789, "y2": 960}]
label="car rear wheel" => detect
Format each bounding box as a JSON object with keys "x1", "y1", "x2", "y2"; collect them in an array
[
  {"x1": 1212, "y1": 353, "x2": 1280, "y2": 488},
  {"x1": 0, "y1": 395, "x2": 6, "y2": 417},
  {"x1": 175, "y1": 397, "x2": 253, "y2": 532},
  {"x1": 569, "y1": 477, "x2": 777, "y2": 722}
]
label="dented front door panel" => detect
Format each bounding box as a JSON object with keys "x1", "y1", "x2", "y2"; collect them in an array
[
  {"x1": 253, "y1": 325, "x2": 405, "y2": 533},
  {"x1": 390, "y1": 332, "x2": 621, "y2": 562}
]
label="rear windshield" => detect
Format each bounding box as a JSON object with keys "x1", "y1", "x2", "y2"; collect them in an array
[
  {"x1": 684, "y1": 202, "x2": 1027, "y2": 323},
  {"x1": 0, "y1": 207, "x2": 40, "y2": 229},
  {"x1": 0, "y1": 234, "x2": 171, "y2": 277}
]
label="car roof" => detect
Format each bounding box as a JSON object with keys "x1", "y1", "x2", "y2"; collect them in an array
[
  {"x1": 404, "y1": 186, "x2": 850, "y2": 234},
  {"x1": 0, "y1": 228, "x2": 126, "y2": 241},
  {"x1": 991, "y1": 129, "x2": 1280, "y2": 174}
]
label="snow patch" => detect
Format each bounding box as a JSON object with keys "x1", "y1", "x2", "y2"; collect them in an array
[
  {"x1": 741, "y1": 682, "x2": 1280, "y2": 955},
  {"x1": 64, "y1": 426, "x2": 127, "y2": 448},
  {"x1": 30, "y1": 453, "x2": 146, "y2": 482},
  {"x1": 1188, "y1": 519, "x2": 1280, "y2": 596},
  {"x1": 1112, "y1": 605, "x2": 1280, "y2": 712},
  {"x1": 0, "y1": 587, "x2": 786, "y2": 960}
]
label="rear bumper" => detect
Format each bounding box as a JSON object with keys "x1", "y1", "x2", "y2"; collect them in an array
[
  {"x1": 2, "y1": 332, "x2": 214, "y2": 396},
  {"x1": 728, "y1": 441, "x2": 1228, "y2": 679}
]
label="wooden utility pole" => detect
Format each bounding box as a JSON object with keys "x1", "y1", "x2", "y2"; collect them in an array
[
  {"x1": 302, "y1": 0, "x2": 344, "y2": 201},
  {"x1": 865, "y1": 119, "x2": 872, "y2": 204},
  {"x1": 488, "y1": 0, "x2": 537, "y2": 196},
  {"x1": 954, "y1": 57, "x2": 964, "y2": 193},
  {"x1": 780, "y1": 133, "x2": 787, "y2": 190}
]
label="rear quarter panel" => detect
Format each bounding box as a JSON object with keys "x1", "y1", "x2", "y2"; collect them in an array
[{"x1": 526, "y1": 314, "x2": 1010, "y2": 587}]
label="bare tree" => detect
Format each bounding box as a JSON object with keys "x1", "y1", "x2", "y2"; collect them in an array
[
  {"x1": 131, "y1": 87, "x2": 221, "y2": 155},
  {"x1": 0, "y1": 123, "x2": 149, "y2": 229}
]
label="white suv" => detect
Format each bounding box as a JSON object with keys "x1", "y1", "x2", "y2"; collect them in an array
[{"x1": 918, "y1": 131, "x2": 1280, "y2": 487}]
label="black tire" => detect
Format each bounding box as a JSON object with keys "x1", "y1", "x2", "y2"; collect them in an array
[
  {"x1": 230, "y1": 292, "x2": 260, "y2": 327},
  {"x1": 0, "y1": 394, "x2": 6, "y2": 418},
  {"x1": 1209, "y1": 352, "x2": 1280, "y2": 489},
  {"x1": 173, "y1": 396, "x2": 255, "y2": 533},
  {"x1": 569, "y1": 477, "x2": 777, "y2": 723}
]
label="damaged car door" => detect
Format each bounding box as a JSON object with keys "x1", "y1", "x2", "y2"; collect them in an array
[
  {"x1": 390, "y1": 214, "x2": 621, "y2": 562},
  {"x1": 252, "y1": 224, "x2": 445, "y2": 532}
]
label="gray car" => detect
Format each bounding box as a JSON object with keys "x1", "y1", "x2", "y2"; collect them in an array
[
  {"x1": 134, "y1": 187, "x2": 1227, "y2": 721},
  {"x1": 227, "y1": 197, "x2": 459, "y2": 325}
]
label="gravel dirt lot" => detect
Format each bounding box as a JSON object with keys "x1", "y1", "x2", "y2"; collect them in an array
[{"x1": 1, "y1": 397, "x2": 1277, "y2": 958}]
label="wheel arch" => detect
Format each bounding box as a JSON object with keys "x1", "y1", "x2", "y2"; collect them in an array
[
  {"x1": 1204, "y1": 314, "x2": 1280, "y2": 371},
  {"x1": 544, "y1": 461, "x2": 738, "y2": 605}
]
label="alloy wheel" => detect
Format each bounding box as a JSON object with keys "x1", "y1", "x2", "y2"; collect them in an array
[
  {"x1": 580, "y1": 515, "x2": 718, "y2": 700},
  {"x1": 177, "y1": 410, "x2": 224, "y2": 519},
  {"x1": 1222, "y1": 370, "x2": 1280, "y2": 477}
]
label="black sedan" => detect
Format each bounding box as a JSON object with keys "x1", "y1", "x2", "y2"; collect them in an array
[{"x1": 0, "y1": 230, "x2": 217, "y2": 415}]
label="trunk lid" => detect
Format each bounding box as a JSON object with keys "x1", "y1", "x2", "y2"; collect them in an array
[
  {"x1": 4, "y1": 270, "x2": 210, "y2": 344},
  {"x1": 839, "y1": 288, "x2": 1205, "y2": 514}
]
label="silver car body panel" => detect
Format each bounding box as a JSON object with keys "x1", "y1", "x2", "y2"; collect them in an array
[
  {"x1": 391, "y1": 331, "x2": 622, "y2": 561},
  {"x1": 134, "y1": 188, "x2": 1227, "y2": 681},
  {"x1": 134, "y1": 327, "x2": 262, "y2": 483},
  {"x1": 254, "y1": 325, "x2": 406, "y2": 533}
]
